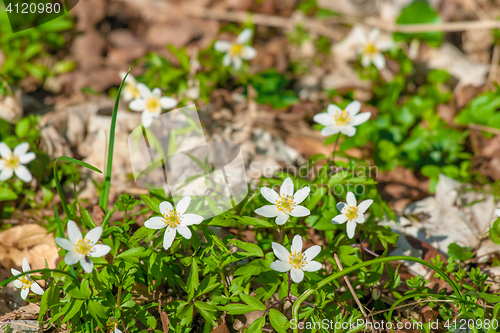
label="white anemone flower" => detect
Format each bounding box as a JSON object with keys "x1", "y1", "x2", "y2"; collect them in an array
[
  {"x1": 55, "y1": 220, "x2": 111, "y2": 273},
  {"x1": 332, "y1": 191, "x2": 373, "y2": 239},
  {"x1": 496, "y1": 208, "x2": 500, "y2": 217},
  {"x1": 11, "y1": 257, "x2": 44, "y2": 300},
  {"x1": 129, "y1": 84, "x2": 177, "y2": 128},
  {"x1": 354, "y1": 28, "x2": 393, "y2": 70},
  {"x1": 214, "y1": 28, "x2": 257, "y2": 70},
  {"x1": 254, "y1": 177, "x2": 310, "y2": 225},
  {"x1": 107, "y1": 318, "x2": 122, "y2": 333},
  {"x1": 119, "y1": 71, "x2": 141, "y2": 102},
  {"x1": 0, "y1": 142, "x2": 35, "y2": 182},
  {"x1": 313, "y1": 101, "x2": 371, "y2": 137},
  {"x1": 144, "y1": 196, "x2": 204, "y2": 250},
  {"x1": 270, "y1": 235, "x2": 322, "y2": 283}
]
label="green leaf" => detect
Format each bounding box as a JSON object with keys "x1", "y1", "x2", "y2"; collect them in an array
[
  {"x1": 447, "y1": 243, "x2": 473, "y2": 261},
  {"x1": 268, "y1": 309, "x2": 289, "y2": 333},
  {"x1": 240, "y1": 293, "x2": 266, "y2": 311},
  {"x1": 218, "y1": 303, "x2": 258, "y2": 315},
  {"x1": 394, "y1": 0, "x2": 444, "y2": 47},
  {"x1": 247, "y1": 316, "x2": 265, "y2": 333},
  {"x1": 15, "y1": 118, "x2": 30, "y2": 138},
  {"x1": 129, "y1": 226, "x2": 156, "y2": 245},
  {"x1": 230, "y1": 239, "x2": 264, "y2": 257},
  {"x1": 116, "y1": 247, "x2": 146, "y2": 259},
  {"x1": 61, "y1": 300, "x2": 84, "y2": 323},
  {"x1": 186, "y1": 260, "x2": 199, "y2": 301},
  {"x1": 0, "y1": 187, "x2": 18, "y2": 201},
  {"x1": 139, "y1": 194, "x2": 162, "y2": 214},
  {"x1": 88, "y1": 300, "x2": 108, "y2": 319}
]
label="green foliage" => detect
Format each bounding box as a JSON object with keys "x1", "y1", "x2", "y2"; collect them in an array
[
  {"x1": 394, "y1": 0, "x2": 444, "y2": 47},
  {"x1": 456, "y1": 87, "x2": 500, "y2": 132},
  {"x1": 250, "y1": 69, "x2": 299, "y2": 109}
]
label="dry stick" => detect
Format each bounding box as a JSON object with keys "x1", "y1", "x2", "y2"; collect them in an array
[
  {"x1": 181, "y1": 5, "x2": 500, "y2": 36},
  {"x1": 489, "y1": 44, "x2": 500, "y2": 82},
  {"x1": 468, "y1": 123, "x2": 500, "y2": 136},
  {"x1": 333, "y1": 253, "x2": 375, "y2": 333}
]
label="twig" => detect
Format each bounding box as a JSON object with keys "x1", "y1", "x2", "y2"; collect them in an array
[
  {"x1": 468, "y1": 123, "x2": 500, "y2": 135},
  {"x1": 333, "y1": 253, "x2": 374, "y2": 333},
  {"x1": 489, "y1": 44, "x2": 500, "y2": 82}
]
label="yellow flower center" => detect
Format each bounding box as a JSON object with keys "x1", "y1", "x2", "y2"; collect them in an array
[
  {"x1": 363, "y1": 42, "x2": 378, "y2": 55},
  {"x1": 289, "y1": 251, "x2": 305, "y2": 269},
  {"x1": 125, "y1": 84, "x2": 140, "y2": 99},
  {"x1": 229, "y1": 44, "x2": 244, "y2": 57},
  {"x1": 276, "y1": 195, "x2": 295, "y2": 214},
  {"x1": 334, "y1": 110, "x2": 351, "y2": 126},
  {"x1": 345, "y1": 206, "x2": 358, "y2": 221},
  {"x1": 107, "y1": 318, "x2": 119, "y2": 332},
  {"x1": 145, "y1": 97, "x2": 161, "y2": 113},
  {"x1": 163, "y1": 210, "x2": 181, "y2": 228},
  {"x1": 19, "y1": 275, "x2": 33, "y2": 289},
  {"x1": 3, "y1": 153, "x2": 19, "y2": 171},
  {"x1": 75, "y1": 238, "x2": 93, "y2": 255}
]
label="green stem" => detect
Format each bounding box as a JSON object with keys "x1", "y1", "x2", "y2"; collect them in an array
[
  {"x1": 291, "y1": 255, "x2": 463, "y2": 333},
  {"x1": 221, "y1": 269, "x2": 230, "y2": 299},
  {"x1": 329, "y1": 133, "x2": 341, "y2": 166},
  {"x1": 1, "y1": 269, "x2": 80, "y2": 288},
  {"x1": 117, "y1": 285, "x2": 123, "y2": 308},
  {"x1": 100, "y1": 70, "x2": 130, "y2": 211}
]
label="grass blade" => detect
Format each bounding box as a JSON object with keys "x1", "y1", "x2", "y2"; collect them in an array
[
  {"x1": 99, "y1": 69, "x2": 131, "y2": 211},
  {"x1": 54, "y1": 156, "x2": 102, "y2": 219}
]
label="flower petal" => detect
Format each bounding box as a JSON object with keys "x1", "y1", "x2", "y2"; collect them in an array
[
  {"x1": 290, "y1": 205, "x2": 310, "y2": 217},
  {"x1": 361, "y1": 56, "x2": 371, "y2": 67},
  {"x1": 152, "y1": 88, "x2": 162, "y2": 98},
  {"x1": 30, "y1": 282, "x2": 44, "y2": 295},
  {"x1": 176, "y1": 196, "x2": 191, "y2": 215},
  {"x1": 182, "y1": 214, "x2": 204, "y2": 226},
  {"x1": 303, "y1": 245, "x2": 321, "y2": 261},
  {"x1": 336, "y1": 202, "x2": 346, "y2": 212},
  {"x1": 261, "y1": 187, "x2": 280, "y2": 203},
  {"x1": 137, "y1": 83, "x2": 152, "y2": 98},
  {"x1": 346, "y1": 192, "x2": 356, "y2": 207},
  {"x1": 255, "y1": 205, "x2": 280, "y2": 218},
  {"x1": 144, "y1": 216, "x2": 166, "y2": 229},
  {"x1": 357, "y1": 199, "x2": 373, "y2": 214},
  {"x1": 356, "y1": 214, "x2": 366, "y2": 224},
  {"x1": 345, "y1": 101, "x2": 361, "y2": 117},
  {"x1": 373, "y1": 54, "x2": 385, "y2": 70},
  {"x1": 22, "y1": 257, "x2": 30, "y2": 273},
  {"x1": 496, "y1": 208, "x2": 500, "y2": 217},
  {"x1": 14, "y1": 165, "x2": 32, "y2": 182},
  {"x1": 232, "y1": 57, "x2": 243, "y2": 70},
  {"x1": 85, "y1": 227, "x2": 102, "y2": 245},
  {"x1": 327, "y1": 104, "x2": 342, "y2": 116},
  {"x1": 236, "y1": 28, "x2": 253, "y2": 44},
  {"x1": 89, "y1": 244, "x2": 111, "y2": 258},
  {"x1": 14, "y1": 279, "x2": 22, "y2": 288},
  {"x1": 160, "y1": 97, "x2": 177, "y2": 110},
  {"x1": 313, "y1": 113, "x2": 334, "y2": 126},
  {"x1": 270, "y1": 260, "x2": 291, "y2": 272},
  {"x1": 214, "y1": 40, "x2": 231, "y2": 52},
  {"x1": 280, "y1": 177, "x2": 294, "y2": 197},
  {"x1": 80, "y1": 257, "x2": 94, "y2": 273},
  {"x1": 290, "y1": 268, "x2": 304, "y2": 283},
  {"x1": 177, "y1": 226, "x2": 192, "y2": 239},
  {"x1": 65, "y1": 251, "x2": 82, "y2": 265},
  {"x1": 346, "y1": 221, "x2": 357, "y2": 239},
  {"x1": 222, "y1": 53, "x2": 231, "y2": 67},
  {"x1": 242, "y1": 46, "x2": 256, "y2": 60},
  {"x1": 332, "y1": 214, "x2": 348, "y2": 224},
  {"x1": 0, "y1": 142, "x2": 12, "y2": 159},
  {"x1": 67, "y1": 220, "x2": 82, "y2": 244},
  {"x1": 340, "y1": 126, "x2": 356, "y2": 137},
  {"x1": 11, "y1": 268, "x2": 21, "y2": 276},
  {"x1": 368, "y1": 29, "x2": 380, "y2": 42},
  {"x1": 291, "y1": 235, "x2": 303, "y2": 253},
  {"x1": 352, "y1": 28, "x2": 367, "y2": 44},
  {"x1": 21, "y1": 288, "x2": 29, "y2": 300},
  {"x1": 159, "y1": 201, "x2": 172, "y2": 215},
  {"x1": 275, "y1": 212, "x2": 289, "y2": 225},
  {"x1": 13, "y1": 142, "x2": 30, "y2": 156},
  {"x1": 0, "y1": 168, "x2": 13, "y2": 181},
  {"x1": 303, "y1": 260, "x2": 322, "y2": 272},
  {"x1": 321, "y1": 126, "x2": 340, "y2": 137},
  {"x1": 352, "y1": 112, "x2": 371, "y2": 126},
  {"x1": 293, "y1": 187, "x2": 310, "y2": 205},
  {"x1": 271, "y1": 242, "x2": 290, "y2": 261},
  {"x1": 141, "y1": 109, "x2": 157, "y2": 128},
  {"x1": 163, "y1": 228, "x2": 177, "y2": 250},
  {"x1": 129, "y1": 99, "x2": 145, "y2": 111},
  {"x1": 376, "y1": 39, "x2": 393, "y2": 51},
  {"x1": 19, "y1": 152, "x2": 36, "y2": 164},
  {"x1": 55, "y1": 237, "x2": 74, "y2": 251}
]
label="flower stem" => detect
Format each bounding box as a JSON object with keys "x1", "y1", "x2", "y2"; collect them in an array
[
  {"x1": 221, "y1": 269, "x2": 230, "y2": 299},
  {"x1": 329, "y1": 133, "x2": 341, "y2": 166}
]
